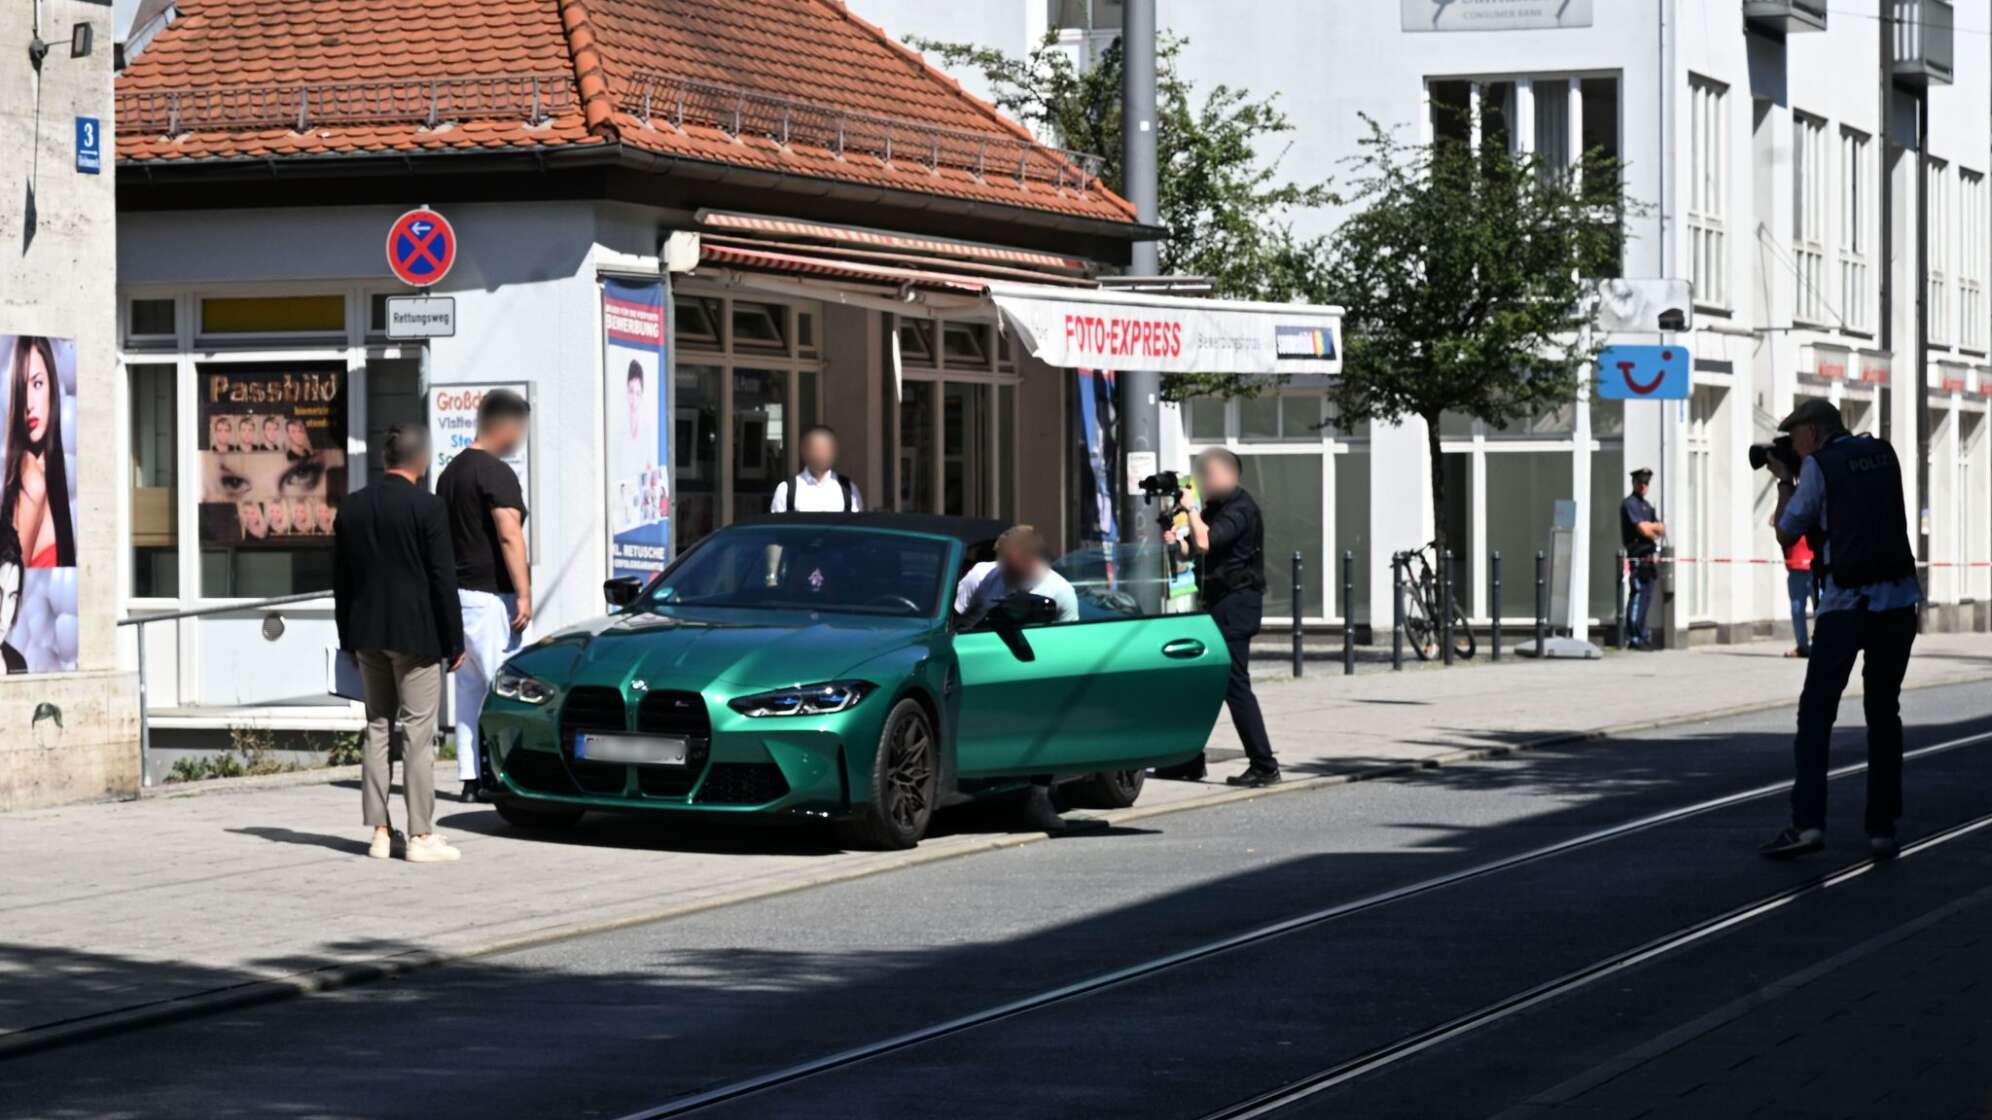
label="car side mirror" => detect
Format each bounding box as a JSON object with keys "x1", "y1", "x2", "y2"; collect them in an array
[
  {"x1": 603, "y1": 577, "x2": 642, "y2": 608},
  {"x1": 987, "y1": 591, "x2": 1060, "y2": 630}
]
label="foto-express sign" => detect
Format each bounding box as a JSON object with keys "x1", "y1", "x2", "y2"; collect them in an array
[{"x1": 990, "y1": 287, "x2": 1342, "y2": 374}]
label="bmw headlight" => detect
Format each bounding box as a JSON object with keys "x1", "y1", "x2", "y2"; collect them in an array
[
  {"x1": 491, "y1": 668, "x2": 556, "y2": 705},
  {"x1": 728, "y1": 680, "x2": 874, "y2": 718}
]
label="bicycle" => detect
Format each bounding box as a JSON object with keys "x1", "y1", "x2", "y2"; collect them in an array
[{"x1": 1393, "y1": 542, "x2": 1475, "y2": 662}]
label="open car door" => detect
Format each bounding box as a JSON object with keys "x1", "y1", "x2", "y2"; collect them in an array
[{"x1": 951, "y1": 610, "x2": 1230, "y2": 779}]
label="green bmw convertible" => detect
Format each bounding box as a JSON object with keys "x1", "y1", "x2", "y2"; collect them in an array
[{"x1": 478, "y1": 513, "x2": 1231, "y2": 848}]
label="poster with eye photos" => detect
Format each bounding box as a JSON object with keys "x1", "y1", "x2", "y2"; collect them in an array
[
  {"x1": 0, "y1": 335, "x2": 81, "y2": 674},
  {"x1": 198, "y1": 365, "x2": 347, "y2": 548}
]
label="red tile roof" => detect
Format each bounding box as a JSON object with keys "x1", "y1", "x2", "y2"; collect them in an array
[{"x1": 116, "y1": 0, "x2": 1135, "y2": 226}]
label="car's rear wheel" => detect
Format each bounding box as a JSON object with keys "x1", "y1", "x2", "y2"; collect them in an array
[
  {"x1": 1066, "y1": 768, "x2": 1147, "y2": 810},
  {"x1": 836, "y1": 698, "x2": 938, "y2": 850},
  {"x1": 494, "y1": 798, "x2": 585, "y2": 830}
]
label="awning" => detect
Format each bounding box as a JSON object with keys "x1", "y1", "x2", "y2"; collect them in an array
[{"x1": 695, "y1": 240, "x2": 1343, "y2": 375}]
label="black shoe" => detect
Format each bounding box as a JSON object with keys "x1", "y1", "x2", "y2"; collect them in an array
[
  {"x1": 1153, "y1": 754, "x2": 1208, "y2": 782},
  {"x1": 1019, "y1": 786, "x2": 1109, "y2": 835},
  {"x1": 460, "y1": 778, "x2": 482, "y2": 803},
  {"x1": 1870, "y1": 833, "x2": 1900, "y2": 860},
  {"x1": 1225, "y1": 768, "x2": 1282, "y2": 788},
  {"x1": 1758, "y1": 826, "x2": 1825, "y2": 859}
]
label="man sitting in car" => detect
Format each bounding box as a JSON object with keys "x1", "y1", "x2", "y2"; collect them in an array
[{"x1": 953, "y1": 524, "x2": 1079, "y2": 627}]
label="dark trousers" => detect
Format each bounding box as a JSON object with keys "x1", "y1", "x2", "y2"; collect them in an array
[
  {"x1": 1791, "y1": 606, "x2": 1917, "y2": 834},
  {"x1": 1213, "y1": 592, "x2": 1277, "y2": 774},
  {"x1": 1625, "y1": 563, "x2": 1657, "y2": 645}
]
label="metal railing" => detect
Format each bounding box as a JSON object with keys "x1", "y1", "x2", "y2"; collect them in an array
[
  {"x1": 118, "y1": 74, "x2": 575, "y2": 135},
  {"x1": 118, "y1": 591, "x2": 333, "y2": 786}
]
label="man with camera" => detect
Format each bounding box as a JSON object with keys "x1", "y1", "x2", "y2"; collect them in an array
[
  {"x1": 1751, "y1": 437, "x2": 1816, "y2": 658},
  {"x1": 1620, "y1": 468, "x2": 1665, "y2": 649},
  {"x1": 1162, "y1": 449, "x2": 1280, "y2": 788},
  {"x1": 1760, "y1": 398, "x2": 1920, "y2": 861}
]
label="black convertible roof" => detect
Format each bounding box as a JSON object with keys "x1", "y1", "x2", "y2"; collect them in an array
[{"x1": 731, "y1": 512, "x2": 1008, "y2": 546}]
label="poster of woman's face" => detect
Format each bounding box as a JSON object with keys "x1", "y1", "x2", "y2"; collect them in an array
[
  {"x1": 0, "y1": 335, "x2": 80, "y2": 673},
  {"x1": 199, "y1": 367, "x2": 346, "y2": 547}
]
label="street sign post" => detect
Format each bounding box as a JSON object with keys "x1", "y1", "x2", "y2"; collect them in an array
[{"x1": 385, "y1": 208, "x2": 457, "y2": 288}]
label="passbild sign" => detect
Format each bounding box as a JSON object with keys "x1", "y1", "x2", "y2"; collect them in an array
[{"x1": 989, "y1": 285, "x2": 1342, "y2": 375}]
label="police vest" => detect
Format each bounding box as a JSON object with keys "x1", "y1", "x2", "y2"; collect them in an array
[{"x1": 1811, "y1": 435, "x2": 1916, "y2": 589}]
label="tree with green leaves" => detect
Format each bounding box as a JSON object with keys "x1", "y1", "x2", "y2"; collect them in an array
[
  {"x1": 907, "y1": 32, "x2": 1331, "y2": 399},
  {"x1": 1322, "y1": 114, "x2": 1631, "y2": 562}
]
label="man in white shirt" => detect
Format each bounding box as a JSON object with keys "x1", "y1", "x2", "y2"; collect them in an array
[
  {"x1": 953, "y1": 524, "x2": 1080, "y2": 626},
  {"x1": 770, "y1": 426, "x2": 861, "y2": 513}
]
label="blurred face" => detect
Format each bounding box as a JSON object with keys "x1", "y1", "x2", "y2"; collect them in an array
[
  {"x1": 289, "y1": 498, "x2": 312, "y2": 533},
  {"x1": 315, "y1": 500, "x2": 337, "y2": 534},
  {"x1": 210, "y1": 416, "x2": 234, "y2": 453},
  {"x1": 997, "y1": 539, "x2": 1043, "y2": 585},
  {"x1": 627, "y1": 375, "x2": 644, "y2": 437},
  {"x1": 264, "y1": 499, "x2": 291, "y2": 535},
  {"x1": 1194, "y1": 454, "x2": 1239, "y2": 501},
  {"x1": 1632, "y1": 476, "x2": 1650, "y2": 497},
  {"x1": 238, "y1": 501, "x2": 267, "y2": 539},
  {"x1": 802, "y1": 431, "x2": 837, "y2": 475},
  {"x1": 287, "y1": 420, "x2": 311, "y2": 455},
  {"x1": 1790, "y1": 423, "x2": 1825, "y2": 458},
  {"x1": 21, "y1": 347, "x2": 51, "y2": 447},
  {"x1": 481, "y1": 415, "x2": 525, "y2": 458},
  {"x1": 262, "y1": 417, "x2": 282, "y2": 448}
]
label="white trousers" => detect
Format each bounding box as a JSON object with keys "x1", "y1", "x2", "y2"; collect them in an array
[{"x1": 454, "y1": 589, "x2": 521, "y2": 781}]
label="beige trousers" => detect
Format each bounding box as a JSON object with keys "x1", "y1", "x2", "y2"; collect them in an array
[{"x1": 356, "y1": 649, "x2": 442, "y2": 836}]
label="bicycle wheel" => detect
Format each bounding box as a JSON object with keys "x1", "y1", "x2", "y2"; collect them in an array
[
  {"x1": 1401, "y1": 561, "x2": 1441, "y2": 661},
  {"x1": 1445, "y1": 591, "x2": 1476, "y2": 660}
]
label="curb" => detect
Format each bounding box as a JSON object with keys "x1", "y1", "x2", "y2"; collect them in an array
[{"x1": 6, "y1": 668, "x2": 1989, "y2": 1060}]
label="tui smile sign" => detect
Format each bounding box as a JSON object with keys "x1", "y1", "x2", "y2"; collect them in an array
[{"x1": 1595, "y1": 344, "x2": 1691, "y2": 401}]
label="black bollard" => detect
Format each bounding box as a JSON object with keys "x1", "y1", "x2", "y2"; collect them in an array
[
  {"x1": 1342, "y1": 550, "x2": 1355, "y2": 676},
  {"x1": 1291, "y1": 550, "x2": 1304, "y2": 678},
  {"x1": 1615, "y1": 548, "x2": 1628, "y2": 650},
  {"x1": 1391, "y1": 554, "x2": 1404, "y2": 671},
  {"x1": 1440, "y1": 550, "x2": 1455, "y2": 667},
  {"x1": 1490, "y1": 550, "x2": 1503, "y2": 662},
  {"x1": 1534, "y1": 549, "x2": 1548, "y2": 656}
]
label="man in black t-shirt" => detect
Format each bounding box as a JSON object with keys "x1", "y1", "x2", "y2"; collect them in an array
[{"x1": 435, "y1": 390, "x2": 531, "y2": 802}]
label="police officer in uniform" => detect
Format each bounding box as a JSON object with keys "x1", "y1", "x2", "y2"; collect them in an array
[
  {"x1": 1620, "y1": 468, "x2": 1665, "y2": 649},
  {"x1": 1761, "y1": 399, "x2": 1921, "y2": 860}
]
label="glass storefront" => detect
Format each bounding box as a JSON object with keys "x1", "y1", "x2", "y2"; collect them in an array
[{"x1": 893, "y1": 317, "x2": 1018, "y2": 519}]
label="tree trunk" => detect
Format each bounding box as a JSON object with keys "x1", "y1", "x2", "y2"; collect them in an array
[{"x1": 1424, "y1": 410, "x2": 1447, "y2": 565}]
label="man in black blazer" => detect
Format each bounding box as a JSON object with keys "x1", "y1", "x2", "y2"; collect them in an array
[{"x1": 334, "y1": 425, "x2": 465, "y2": 863}]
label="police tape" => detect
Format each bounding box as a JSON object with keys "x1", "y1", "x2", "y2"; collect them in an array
[{"x1": 1616, "y1": 555, "x2": 1991, "y2": 571}]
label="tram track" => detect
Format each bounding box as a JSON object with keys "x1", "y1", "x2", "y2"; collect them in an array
[{"x1": 612, "y1": 727, "x2": 1992, "y2": 1120}]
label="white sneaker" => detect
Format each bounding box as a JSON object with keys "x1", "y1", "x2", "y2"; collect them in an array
[
  {"x1": 404, "y1": 834, "x2": 461, "y2": 863},
  {"x1": 367, "y1": 830, "x2": 402, "y2": 860}
]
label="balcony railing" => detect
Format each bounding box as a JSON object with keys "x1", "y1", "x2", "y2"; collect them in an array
[
  {"x1": 1893, "y1": 0, "x2": 1954, "y2": 87},
  {"x1": 1743, "y1": 0, "x2": 1827, "y2": 34}
]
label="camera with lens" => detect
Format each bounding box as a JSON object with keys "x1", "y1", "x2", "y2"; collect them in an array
[
  {"x1": 1139, "y1": 471, "x2": 1184, "y2": 529},
  {"x1": 1747, "y1": 435, "x2": 1801, "y2": 478}
]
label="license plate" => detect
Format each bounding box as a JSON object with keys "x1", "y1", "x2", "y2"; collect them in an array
[{"x1": 574, "y1": 733, "x2": 690, "y2": 766}]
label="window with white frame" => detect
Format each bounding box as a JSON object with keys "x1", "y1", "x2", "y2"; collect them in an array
[
  {"x1": 1960, "y1": 169, "x2": 1986, "y2": 352},
  {"x1": 1839, "y1": 128, "x2": 1872, "y2": 332},
  {"x1": 1688, "y1": 76, "x2": 1728, "y2": 309},
  {"x1": 1792, "y1": 112, "x2": 1828, "y2": 325},
  {"x1": 1929, "y1": 159, "x2": 1951, "y2": 346}
]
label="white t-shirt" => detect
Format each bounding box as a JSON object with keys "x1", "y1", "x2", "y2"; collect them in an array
[
  {"x1": 770, "y1": 470, "x2": 863, "y2": 513},
  {"x1": 954, "y1": 561, "x2": 1080, "y2": 624}
]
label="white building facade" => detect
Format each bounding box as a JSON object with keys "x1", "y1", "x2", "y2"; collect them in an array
[{"x1": 862, "y1": 0, "x2": 1992, "y2": 644}]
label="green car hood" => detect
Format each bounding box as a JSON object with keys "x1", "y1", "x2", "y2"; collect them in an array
[{"x1": 514, "y1": 609, "x2": 930, "y2": 691}]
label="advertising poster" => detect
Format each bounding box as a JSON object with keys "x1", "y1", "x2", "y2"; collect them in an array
[
  {"x1": 603, "y1": 277, "x2": 671, "y2": 579},
  {"x1": 429, "y1": 381, "x2": 533, "y2": 556},
  {"x1": 1073, "y1": 368, "x2": 1119, "y2": 580},
  {"x1": 0, "y1": 335, "x2": 80, "y2": 674},
  {"x1": 197, "y1": 364, "x2": 348, "y2": 548}
]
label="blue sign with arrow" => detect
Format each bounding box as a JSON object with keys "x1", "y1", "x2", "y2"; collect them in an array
[{"x1": 1595, "y1": 344, "x2": 1690, "y2": 401}]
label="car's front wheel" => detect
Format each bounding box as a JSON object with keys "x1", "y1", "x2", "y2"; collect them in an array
[
  {"x1": 1066, "y1": 768, "x2": 1147, "y2": 810},
  {"x1": 836, "y1": 698, "x2": 938, "y2": 850},
  {"x1": 494, "y1": 798, "x2": 586, "y2": 830}
]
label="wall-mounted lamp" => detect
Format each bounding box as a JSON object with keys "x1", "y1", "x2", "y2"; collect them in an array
[{"x1": 71, "y1": 23, "x2": 93, "y2": 59}]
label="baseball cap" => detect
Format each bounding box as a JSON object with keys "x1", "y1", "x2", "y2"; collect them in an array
[{"x1": 1777, "y1": 397, "x2": 1844, "y2": 434}]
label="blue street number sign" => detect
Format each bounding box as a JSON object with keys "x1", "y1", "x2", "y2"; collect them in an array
[
  {"x1": 1595, "y1": 344, "x2": 1690, "y2": 401},
  {"x1": 75, "y1": 117, "x2": 101, "y2": 174}
]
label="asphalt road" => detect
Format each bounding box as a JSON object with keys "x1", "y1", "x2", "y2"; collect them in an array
[{"x1": 8, "y1": 683, "x2": 1992, "y2": 1120}]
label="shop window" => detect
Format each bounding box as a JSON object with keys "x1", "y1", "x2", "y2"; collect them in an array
[
  {"x1": 1333, "y1": 451, "x2": 1370, "y2": 623},
  {"x1": 363, "y1": 358, "x2": 423, "y2": 484},
  {"x1": 898, "y1": 320, "x2": 936, "y2": 368},
  {"x1": 1239, "y1": 454, "x2": 1323, "y2": 619},
  {"x1": 1439, "y1": 453, "x2": 1474, "y2": 612},
  {"x1": 1533, "y1": 81, "x2": 1571, "y2": 173},
  {"x1": 1591, "y1": 397, "x2": 1625, "y2": 437},
  {"x1": 1589, "y1": 445, "x2": 1626, "y2": 621},
  {"x1": 1187, "y1": 397, "x2": 1227, "y2": 442},
  {"x1": 732, "y1": 369, "x2": 789, "y2": 516},
  {"x1": 199, "y1": 295, "x2": 344, "y2": 337},
  {"x1": 798, "y1": 311, "x2": 818, "y2": 356},
  {"x1": 998, "y1": 384, "x2": 1017, "y2": 521},
  {"x1": 1481, "y1": 81, "x2": 1515, "y2": 155},
  {"x1": 899, "y1": 381, "x2": 936, "y2": 511},
  {"x1": 1485, "y1": 452, "x2": 1573, "y2": 620},
  {"x1": 1239, "y1": 395, "x2": 1281, "y2": 441},
  {"x1": 196, "y1": 361, "x2": 348, "y2": 598},
  {"x1": 675, "y1": 366, "x2": 721, "y2": 547},
  {"x1": 129, "y1": 363, "x2": 179, "y2": 597},
  {"x1": 1282, "y1": 395, "x2": 1323, "y2": 440},
  {"x1": 1049, "y1": 0, "x2": 1122, "y2": 30},
  {"x1": 676, "y1": 298, "x2": 724, "y2": 351},
  {"x1": 1440, "y1": 411, "x2": 1477, "y2": 438},
  {"x1": 941, "y1": 323, "x2": 990, "y2": 370},
  {"x1": 128, "y1": 298, "x2": 176, "y2": 341},
  {"x1": 1429, "y1": 80, "x2": 1471, "y2": 146},
  {"x1": 943, "y1": 382, "x2": 990, "y2": 516},
  {"x1": 731, "y1": 301, "x2": 787, "y2": 352},
  {"x1": 798, "y1": 369, "x2": 820, "y2": 434}
]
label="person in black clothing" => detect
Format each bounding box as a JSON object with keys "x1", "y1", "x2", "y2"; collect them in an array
[
  {"x1": 335, "y1": 425, "x2": 465, "y2": 863},
  {"x1": 1165, "y1": 448, "x2": 1279, "y2": 787},
  {"x1": 1620, "y1": 467, "x2": 1666, "y2": 649},
  {"x1": 436, "y1": 389, "x2": 532, "y2": 802}
]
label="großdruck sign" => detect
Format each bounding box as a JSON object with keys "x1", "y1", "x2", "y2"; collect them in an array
[
  {"x1": 1401, "y1": 0, "x2": 1593, "y2": 32},
  {"x1": 989, "y1": 285, "x2": 1342, "y2": 375}
]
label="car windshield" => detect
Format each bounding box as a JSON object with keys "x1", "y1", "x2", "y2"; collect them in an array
[{"x1": 645, "y1": 526, "x2": 952, "y2": 618}]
